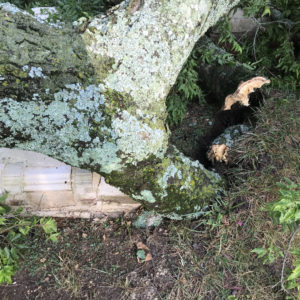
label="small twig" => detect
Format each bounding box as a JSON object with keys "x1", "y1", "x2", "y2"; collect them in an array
[
  {"x1": 0, "y1": 223, "x2": 22, "y2": 235},
  {"x1": 280, "y1": 224, "x2": 300, "y2": 293},
  {"x1": 251, "y1": 17, "x2": 300, "y2": 63},
  {"x1": 252, "y1": 18, "x2": 261, "y2": 61}
]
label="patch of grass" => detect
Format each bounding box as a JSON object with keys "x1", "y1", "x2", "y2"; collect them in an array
[{"x1": 159, "y1": 94, "x2": 300, "y2": 300}]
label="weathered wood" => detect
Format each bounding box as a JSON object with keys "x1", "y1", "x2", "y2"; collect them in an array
[{"x1": 0, "y1": 0, "x2": 239, "y2": 218}]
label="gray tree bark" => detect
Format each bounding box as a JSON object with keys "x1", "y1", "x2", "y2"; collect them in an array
[{"x1": 0, "y1": 0, "x2": 239, "y2": 218}]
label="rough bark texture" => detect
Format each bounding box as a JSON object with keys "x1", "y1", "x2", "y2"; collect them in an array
[{"x1": 0, "y1": 0, "x2": 239, "y2": 218}]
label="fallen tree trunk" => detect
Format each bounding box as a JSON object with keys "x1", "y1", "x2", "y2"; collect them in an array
[{"x1": 0, "y1": 0, "x2": 239, "y2": 218}]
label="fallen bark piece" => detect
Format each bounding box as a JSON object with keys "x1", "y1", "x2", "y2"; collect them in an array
[
  {"x1": 136, "y1": 242, "x2": 150, "y2": 252},
  {"x1": 223, "y1": 76, "x2": 270, "y2": 110}
]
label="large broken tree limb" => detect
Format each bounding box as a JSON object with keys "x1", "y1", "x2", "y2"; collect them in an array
[{"x1": 0, "y1": 0, "x2": 239, "y2": 218}]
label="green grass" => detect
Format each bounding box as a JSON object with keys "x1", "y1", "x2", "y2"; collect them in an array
[{"x1": 165, "y1": 93, "x2": 300, "y2": 299}]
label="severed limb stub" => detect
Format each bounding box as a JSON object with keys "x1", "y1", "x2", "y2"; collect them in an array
[
  {"x1": 208, "y1": 144, "x2": 230, "y2": 164},
  {"x1": 223, "y1": 76, "x2": 270, "y2": 110},
  {"x1": 208, "y1": 76, "x2": 270, "y2": 164}
]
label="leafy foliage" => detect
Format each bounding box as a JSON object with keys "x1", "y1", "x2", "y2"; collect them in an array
[
  {"x1": 253, "y1": 178, "x2": 300, "y2": 297},
  {"x1": 216, "y1": 15, "x2": 243, "y2": 55},
  {"x1": 268, "y1": 179, "x2": 300, "y2": 297},
  {"x1": 0, "y1": 193, "x2": 59, "y2": 284},
  {"x1": 167, "y1": 0, "x2": 300, "y2": 124},
  {"x1": 228, "y1": 0, "x2": 300, "y2": 92},
  {"x1": 251, "y1": 244, "x2": 283, "y2": 264},
  {"x1": 267, "y1": 178, "x2": 300, "y2": 230},
  {"x1": 286, "y1": 248, "x2": 300, "y2": 297},
  {"x1": 166, "y1": 49, "x2": 205, "y2": 126}
]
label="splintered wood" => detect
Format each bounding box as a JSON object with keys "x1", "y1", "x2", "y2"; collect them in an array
[
  {"x1": 208, "y1": 76, "x2": 270, "y2": 164},
  {"x1": 208, "y1": 144, "x2": 230, "y2": 164},
  {"x1": 223, "y1": 76, "x2": 270, "y2": 110}
]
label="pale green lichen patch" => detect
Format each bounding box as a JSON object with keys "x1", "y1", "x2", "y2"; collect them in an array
[
  {"x1": 0, "y1": 83, "x2": 123, "y2": 173},
  {"x1": 109, "y1": 144, "x2": 224, "y2": 216},
  {"x1": 213, "y1": 124, "x2": 249, "y2": 147},
  {"x1": 157, "y1": 162, "x2": 182, "y2": 190},
  {"x1": 22, "y1": 65, "x2": 46, "y2": 78},
  {"x1": 0, "y1": 3, "x2": 62, "y2": 28},
  {"x1": 81, "y1": 0, "x2": 238, "y2": 119},
  {"x1": 152, "y1": 146, "x2": 224, "y2": 214},
  {"x1": 112, "y1": 110, "x2": 166, "y2": 163},
  {"x1": 0, "y1": 82, "x2": 168, "y2": 173},
  {"x1": 0, "y1": 3, "x2": 22, "y2": 14},
  {"x1": 82, "y1": 0, "x2": 211, "y2": 114},
  {"x1": 133, "y1": 190, "x2": 156, "y2": 203},
  {"x1": 133, "y1": 211, "x2": 163, "y2": 228},
  {"x1": 157, "y1": 147, "x2": 221, "y2": 192}
]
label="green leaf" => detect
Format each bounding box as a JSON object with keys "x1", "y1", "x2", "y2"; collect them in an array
[
  {"x1": 294, "y1": 210, "x2": 300, "y2": 220},
  {"x1": 0, "y1": 206, "x2": 6, "y2": 214},
  {"x1": 136, "y1": 250, "x2": 146, "y2": 261},
  {"x1": 0, "y1": 193, "x2": 8, "y2": 202},
  {"x1": 10, "y1": 247, "x2": 19, "y2": 260},
  {"x1": 286, "y1": 280, "x2": 298, "y2": 290},
  {"x1": 294, "y1": 259, "x2": 300, "y2": 267},
  {"x1": 41, "y1": 219, "x2": 57, "y2": 234},
  {"x1": 287, "y1": 265, "x2": 300, "y2": 281},
  {"x1": 290, "y1": 249, "x2": 300, "y2": 257},
  {"x1": 267, "y1": 253, "x2": 275, "y2": 264},
  {"x1": 251, "y1": 248, "x2": 267, "y2": 258},
  {"x1": 13, "y1": 207, "x2": 23, "y2": 214},
  {"x1": 19, "y1": 226, "x2": 31, "y2": 236},
  {"x1": 3, "y1": 247, "x2": 10, "y2": 259},
  {"x1": 0, "y1": 265, "x2": 14, "y2": 284},
  {"x1": 10, "y1": 233, "x2": 22, "y2": 242},
  {"x1": 15, "y1": 243, "x2": 29, "y2": 250},
  {"x1": 48, "y1": 233, "x2": 59, "y2": 243},
  {"x1": 262, "y1": 6, "x2": 271, "y2": 17}
]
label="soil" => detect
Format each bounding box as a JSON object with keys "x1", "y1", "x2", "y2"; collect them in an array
[{"x1": 0, "y1": 217, "x2": 184, "y2": 300}]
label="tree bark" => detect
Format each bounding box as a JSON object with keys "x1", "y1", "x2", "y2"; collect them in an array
[{"x1": 0, "y1": 0, "x2": 239, "y2": 218}]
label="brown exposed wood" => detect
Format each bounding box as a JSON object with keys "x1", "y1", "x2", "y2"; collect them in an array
[
  {"x1": 223, "y1": 76, "x2": 270, "y2": 110},
  {"x1": 208, "y1": 144, "x2": 229, "y2": 164}
]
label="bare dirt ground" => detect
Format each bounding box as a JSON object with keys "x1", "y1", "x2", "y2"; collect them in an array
[{"x1": 0, "y1": 217, "x2": 206, "y2": 300}]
